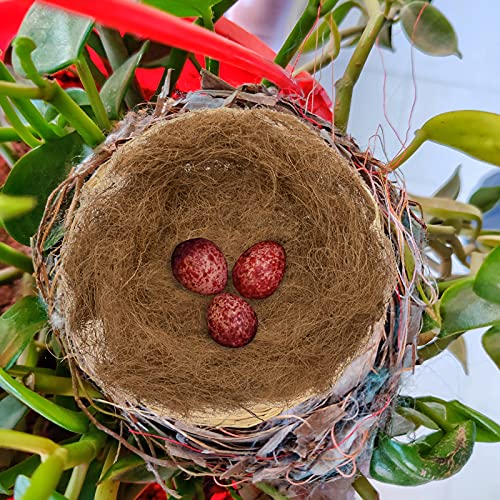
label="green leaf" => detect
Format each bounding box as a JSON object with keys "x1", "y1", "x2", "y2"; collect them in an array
[
  {"x1": 12, "y1": 3, "x2": 93, "y2": 76},
  {"x1": 143, "y1": 0, "x2": 221, "y2": 18},
  {"x1": 411, "y1": 195, "x2": 482, "y2": 237},
  {"x1": 14, "y1": 475, "x2": 68, "y2": 500},
  {"x1": 0, "y1": 455, "x2": 40, "y2": 495},
  {"x1": 474, "y1": 247, "x2": 500, "y2": 304},
  {"x1": 439, "y1": 279, "x2": 500, "y2": 336},
  {"x1": 400, "y1": 1, "x2": 461, "y2": 57},
  {"x1": 447, "y1": 335, "x2": 468, "y2": 375},
  {"x1": 421, "y1": 111, "x2": 500, "y2": 167},
  {"x1": 370, "y1": 421, "x2": 475, "y2": 486},
  {"x1": 100, "y1": 455, "x2": 175, "y2": 483},
  {"x1": 434, "y1": 166, "x2": 461, "y2": 199},
  {"x1": 0, "y1": 194, "x2": 36, "y2": 222},
  {"x1": 0, "y1": 297, "x2": 48, "y2": 369},
  {"x1": 469, "y1": 186, "x2": 500, "y2": 213},
  {"x1": 396, "y1": 406, "x2": 440, "y2": 430},
  {"x1": 482, "y1": 325, "x2": 500, "y2": 369},
  {"x1": 100, "y1": 43, "x2": 148, "y2": 120},
  {"x1": 2, "y1": 132, "x2": 89, "y2": 245},
  {"x1": 0, "y1": 367, "x2": 89, "y2": 434},
  {"x1": 0, "y1": 395, "x2": 28, "y2": 429}
]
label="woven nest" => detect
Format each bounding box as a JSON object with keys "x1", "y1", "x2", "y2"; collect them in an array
[{"x1": 33, "y1": 77, "x2": 426, "y2": 498}]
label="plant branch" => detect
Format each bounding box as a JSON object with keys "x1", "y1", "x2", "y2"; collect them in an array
[
  {"x1": 0, "y1": 429, "x2": 59, "y2": 458},
  {"x1": 334, "y1": 7, "x2": 386, "y2": 132},
  {"x1": 388, "y1": 129, "x2": 427, "y2": 170},
  {"x1": 352, "y1": 473, "x2": 379, "y2": 500},
  {"x1": 0, "y1": 96, "x2": 41, "y2": 148},
  {"x1": 64, "y1": 463, "x2": 89, "y2": 500},
  {"x1": 0, "y1": 243, "x2": 34, "y2": 273},
  {"x1": 0, "y1": 267, "x2": 24, "y2": 284},
  {"x1": 75, "y1": 57, "x2": 111, "y2": 130}
]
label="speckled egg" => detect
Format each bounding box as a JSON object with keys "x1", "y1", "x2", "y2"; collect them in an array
[
  {"x1": 232, "y1": 241, "x2": 286, "y2": 299},
  {"x1": 171, "y1": 238, "x2": 227, "y2": 295},
  {"x1": 207, "y1": 293, "x2": 258, "y2": 348}
]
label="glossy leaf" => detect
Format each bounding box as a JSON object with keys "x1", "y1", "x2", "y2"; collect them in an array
[
  {"x1": 100, "y1": 454, "x2": 175, "y2": 483},
  {"x1": 400, "y1": 1, "x2": 461, "y2": 57},
  {"x1": 439, "y1": 279, "x2": 500, "y2": 336},
  {"x1": 469, "y1": 186, "x2": 500, "y2": 213},
  {"x1": 0, "y1": 367, "x2": 89, "y2": 433},
  {"x1": 416, "y1": 397, "x2": 500, "y2": 443},
  {"x1": 143, "y1": 0, "x2": 221, "y2": 19},
  {"x1": 100, "y1": 43, "x2": 148, "y2": 120},
  {"x1": 0, "y1": 194, "x2": 36, "y2": 222},
  {"x1": 411, "y1": 195, "x2": 482, "y2": 237},
  {"x1": 474, "y1": 247, "x2": 500, "y2": 304},
  {"x1": 422, "y1": 111, "x2": 500, "y2": 167},
  {"x1": 2, "y1": 132, "x2": 89, "y2": 245},
  {"x1": 370, "y1": 421, "x2": 475, "y2": 486},
  {"x1": 12, "y1": 3, "x2": 93, "y2": 76},
  {"x1": 0, "y1": 395, "x2": 28, "y2": 429},
  {"x1": 434, "y1": 165, "x2": 461, "y2": 199},
  {"x1": 0, "y1": 297, "x2": 48, "y2": 369},
  {"x1": 482, "y1": 325, "x2": 500, "y2": 369},
  {"x1": 396, "y1": 406, "x2": 440, "y2": 430}
]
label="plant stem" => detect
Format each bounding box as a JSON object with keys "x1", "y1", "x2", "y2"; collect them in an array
[
  {"x1": 64, "y1": 427, "x2": 106, "y2": 468},
  {"x1": 274, "y1": 0, "x2": 325, "y2": 68},
  {"x1": 20, "y1": 448, "x2": 68, "y2": 500},
  {"x1": 0, "y1": 61, "x2": 61, "y2": 141},
  {"x1": 202, "y1": 10, "x2": 219, "y2": 76},
  {"x1": 0, "y1": 429, "x2": 59, "y2": 458},
  {"x1": 388, "y1": 129, "x2": 427, "y2": 170},
  {"x1": 334, "y1": 7, "x2": 386, "y2": 132},
  {"x1": 0, "y1": 81, "x2": 44, "y2": 99},
  {"x1": 0, "y1": 243, "x2": 34, "y2": 273},
  {"x1": 0, "y1": 127, "x2": 23, "y2": 142},
  {"x1": 0, "y1": 267, "x2": 24, "y2": 284},
  {"x1": 98, "y1": 27, "x2": 144, "y2": 108},
  {"x1": 0, "y1": 96, "x2": 41, "y2": 148},
  {"x1": 64, "y1": 463, "x2": 89, "y2": 500},
  {"x1": 320, "y1": 0, "x2": 341, "y2": 16},
  {"x1": 75, "y1": 57, "x2": 111, "y2": 130},
  {"x1": 352, "y1": 473, "x2": 379, "y2": 500}
]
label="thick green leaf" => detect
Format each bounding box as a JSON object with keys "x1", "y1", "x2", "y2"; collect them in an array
[
  {"x1": 439, "y1": 279, "x2": 500, "y2": 336},
  {"x1": 0, "y1": 395, "x2": 28, "y2": 429},
  {"x1": 12, "y1": 4, "x2": 93, "y2": 75},
  {"x1": 482, "y1": 325, "x2": 500, "y2": 369},
  {"x1": 447, "y1": 335, "x2": 469, "y2": 375},
  {"x1": 434, "y1": 166, "x2": 461, "y2": 199},
  {"x1": 421, "y1": 111, "x2": 500, "y2": 167},
  {"x1": 100, "y1": 44, "x2": 148, "y2": 120},
  {"x1": 143, "y1": 0, "x2": 221, "y2": 18},
  {"x1": 14, "y1": 475, "x2": 67, "y2": 500},
  {"x1": 370, "y1": 421, "x2": 475, "y2": 486},
  {"x1": 400, "y1": 1, "x2": 460, "y2": 57},
  {"x1": 469, "y1": 186, "x2": 500, "y2": 213},
  {"x1": 474, "y1": 247, "x2": 500, "y2": 304},
  {"x1": 411, "y1": 195, "x2": 482, "y2": 237},
  {"x1": 0, "y1": 455, "x2": 40, "y2": 495},
  {"x1": 2, "y1": 132, "x2": 89, "y2": 245},
  {"x1": 415, "y1": 397, "x2": 500, "y2": 443},
  {"x1": 0, "y1": 367, "x2": 89, "y2": 434},
  {"x1": 396, "y1": 406, "x2": 440, "y2": 430},
  {"x1": 100, "y1": 454, "x2": 175, "y2": 483},
  {"x1": 0, "y1": 297, "x2": 48, "y2": 369},
  {"x1": 0, "y1": 194, "x2": 35, "y2": 222}
]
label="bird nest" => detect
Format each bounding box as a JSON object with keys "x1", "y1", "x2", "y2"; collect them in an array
[{"x1": 33, "y1": 76, "x2": 425, "y2": 497}]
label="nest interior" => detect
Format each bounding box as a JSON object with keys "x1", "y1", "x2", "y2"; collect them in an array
[{"x1": 56, "y1": 107, "x2": 397, "y2": 419}]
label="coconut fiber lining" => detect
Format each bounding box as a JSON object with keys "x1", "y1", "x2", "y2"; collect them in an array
[{"x1": 55, "y1": 107, "x2": 397, "y2": 418}]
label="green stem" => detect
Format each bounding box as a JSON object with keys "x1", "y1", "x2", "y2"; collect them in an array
[
  {"x1": 98, "y1": 27, "x2": 143, "y2": 108},
  {"x1": 352, "y1": 473, "x2": 379, "y2": 500},
  {"x1": 64, "y1": 463, "x2": 89, "y2": 500},
  {"x1": 274, "y1": 0, "x2": 325, "y2": 68},
  {"x1": 0, "y1": 96, "x2": 41, "y2": 148},
  {"x1": 437, "y1": 276, "x2": 471, "y2": 293},
  {"x1": 95, "y1": 443, "x2": 119, "y2": 500},
  {"x1": 388, "y1": 129, "x2": 427, "y2": 170},
  {"x1": 363, "y1": 0, "x2": 381, "y2": 18},
  {"x1": 64, "y1": 427, "x2": 106, "y2": 468},
  {"x1": 0, "y1": 127, "x2": 24, "y2": 142},
  {"x1": 0, "y1": 429, "x2": 59, "y2": 458},
  {"x1": 0, "y1": 266, "x2": 24, "y2": 284},
  {"x1": 212, "y1": 0, "x2": 239, "y2": 18},
  {"x1": 320, "y1": 0, "x2": 341, "y2": 16},
  {"x1": 0, "y1": 81, "x2": 44, "y2": 99},
  {"x1": 0, "y1": 61, "x2": 61, "y2": 141},
  {"x1": 20, "y1": 448, "x2": 67, "y2": 500},
  {"x1": 75, "y1": 57, "x2": 111, "y2": 130},
  {"x1": 202, "y1": 10, "x2": 219, "y2": 76},
  {"x1": 334, "y1": 8, "x2": 385, "y2": 132},
  {"x1": 0, "y1": 243, "x2": 34, "y2": 273}
]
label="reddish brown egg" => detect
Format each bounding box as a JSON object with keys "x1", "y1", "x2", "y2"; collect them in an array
[
  {"x1": 171, "y1": 238, "x2": 227, "y2": 295},
  {"x1": 232, "y1": 241, "x2": 286, "y2": 299},
  {"x1": 207, "y1": 293, "x2": 258, "y2": 348}
]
